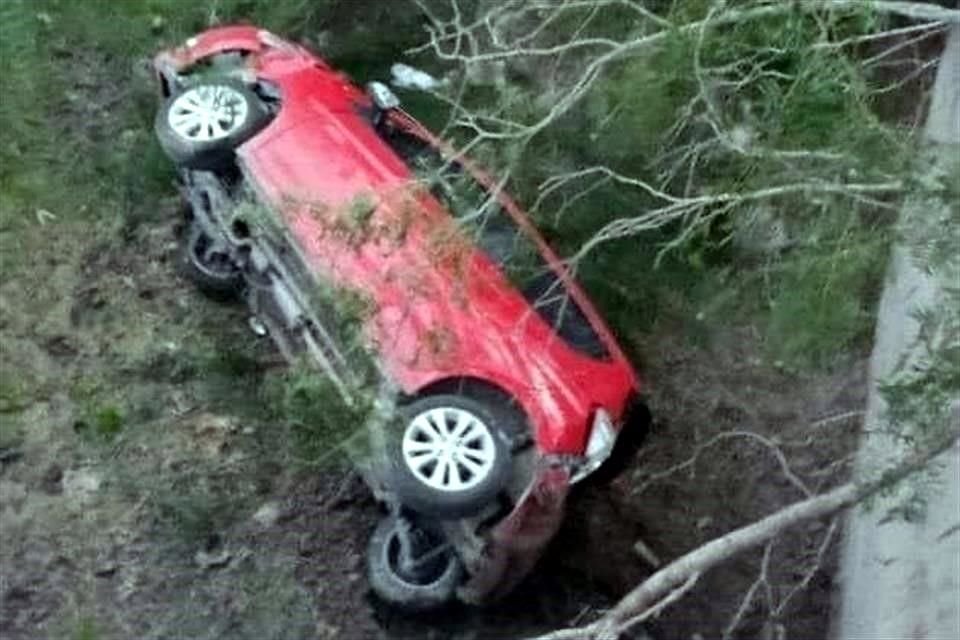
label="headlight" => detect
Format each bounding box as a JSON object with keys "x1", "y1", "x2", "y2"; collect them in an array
[{"x1": 570, "y1": 409, "x2": 617, "y2": 483}]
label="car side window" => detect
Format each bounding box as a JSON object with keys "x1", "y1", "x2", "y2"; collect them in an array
[{"x1": 377, "y1": 123, "x2": 609, "y2": 359}]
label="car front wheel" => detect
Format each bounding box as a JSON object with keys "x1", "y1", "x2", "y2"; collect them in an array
[
  {"x1": 155, "y1": 80, "x2": 269, "y2": 169},
  {"x1": 388, "y1": 394, "x2": 513, "y2": 519}
]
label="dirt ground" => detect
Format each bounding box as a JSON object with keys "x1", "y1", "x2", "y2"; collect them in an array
[
  {"x1": 559, "y1": 332, "x2": 865, "y2": 639},
  {"x1": 0, "y1": 202, "x2": 865, "y2": 639}
]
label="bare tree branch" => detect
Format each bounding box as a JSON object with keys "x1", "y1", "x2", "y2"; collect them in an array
[
  {"x1": 527, "y1": 428, "x2": 959, "y2": 640},
  {"x1": 829, "y1": 0, "x2": 960, "y2": 23},
  {"x1": 631, "y1": 429, "x2": 813, "y2": 499},
  {"x1": 772, "y1": 517, "x2": 840, "y2": 618},
  {"x1": 408, "y1": 3, "x2": 958, "y2": 638},
  {"x1": 723, "y1": 540, "x2": 774, "y2": 640},
  {"x1": 531, "y1": 573, "x2": 701, "y2": 640},
  {"x1": 568, "y1": 179, "x2": 903, "y2": 265}
]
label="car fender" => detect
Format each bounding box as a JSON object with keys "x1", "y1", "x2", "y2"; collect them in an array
[{"x1": 399, "y1": 364, "x2": 588, "y2": 455}]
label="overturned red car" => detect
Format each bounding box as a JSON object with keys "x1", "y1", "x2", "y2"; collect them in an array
[{"x1": 152, "y1": 25, "x2": 646, "y2": 608}]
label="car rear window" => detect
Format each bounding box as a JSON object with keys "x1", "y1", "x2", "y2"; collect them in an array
[{"x1": 376, "y1": 123, "x2": 609, "y2": 360}]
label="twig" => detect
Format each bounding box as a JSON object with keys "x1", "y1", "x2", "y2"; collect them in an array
[
  {"x1": 723, "y1": 540, "x2": 774, "y2": 640},
  {"x1": 810, "y1": 410, "x2": 866, "y2": 429},
  {"x1": 772, "y1": 517, "x2": 840, "y2": 618},
  {"x1": 632, "y1": 537, "x2": 662, "y2": 568},
  {"x1": 632, "y1": 429, "x2": 813, "y2": 498}
]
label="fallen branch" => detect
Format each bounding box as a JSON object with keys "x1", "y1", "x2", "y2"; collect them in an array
[
  {"x1": 528, "y1": 427, "x2": 960, "y2": 640},
  {"x1": 723, "y1": 540, "x2": 774, "y2": 640},
  {"x1": 532, "y1": 573, "x2": 701, "y2": 640},
  {"x1": 419, "y1": 0, "x2": 958, "y2": 145}
]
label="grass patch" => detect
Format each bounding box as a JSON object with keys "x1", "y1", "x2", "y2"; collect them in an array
[
  {"x1": 88, "y1": 405, "x2": 124, "y2": 439},
  {"x1": 72, "y1": 616, "x2": 102, "y2": 640},
  {"x1": 151, "y1": 479, "x2": 242, "y2": 546},
  {"x1": 0, "y1": 413, "x2": 25, "y2": 451},
  {"x1": 260, "y1": 361, "x2": 374, "y2": 471},
  {"x1": 153, "y1": 565, "x2": 316, "y2": 640},
  {"x1": 0, "y1": 0, "x2": 439, "y2": 235}
]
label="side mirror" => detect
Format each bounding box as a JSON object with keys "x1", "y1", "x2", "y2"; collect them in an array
[{"x1": 367, "y1": 81, "x2": 400, "y2": 111}]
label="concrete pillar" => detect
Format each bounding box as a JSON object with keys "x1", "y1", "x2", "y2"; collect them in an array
[{"x1": 835, "y1": 25, "x2": 960, "y2": 640}]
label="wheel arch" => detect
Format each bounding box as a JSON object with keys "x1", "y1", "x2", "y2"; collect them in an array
[{"x1": 404, "y1": 376, "x2": 533, "y2": 446}]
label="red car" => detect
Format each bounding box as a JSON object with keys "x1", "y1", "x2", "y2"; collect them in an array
[{"x1": 153, "y1": 25, "x2": 645, "y2": 609}]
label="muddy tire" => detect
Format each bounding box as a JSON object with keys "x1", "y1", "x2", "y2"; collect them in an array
[
  {"x1": 367, "y1": 514, "x2": 463, "y2": 611},
  {"x1": 387, "y1": 394, "x2": 514, "y2": 519},
  {"x1": 178, "y1": 221, "x2": 243, "y2": 299},
  {"x1": 156, "y1": 79, "x2": 269, "y2": 170}
]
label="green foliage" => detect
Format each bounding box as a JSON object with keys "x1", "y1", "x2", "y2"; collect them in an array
[
  {"x1": 202, "y1": 344, "x2": 264, "y2": 379},
  {"x1": 72, "y1": 617, "x2": 102, "y2": 640},
  {"x1": 0, "y1": 0, "x2": 428, "y2": 239},
  {"x1": 151, "y1": 476, "x2": 243, "y2": 545},
  {"x1": 866, "y1": 294, "x2": 960, "y2": 522},
  {"x1": 70, "y1": 379, "x2": 126, "y2": 442},
  {"x1": 72, "y1": 404, "x2": 125, "y2": 441},
  {"x1": 91, "y1": 405, "x2": 124, "y2": 438},
  {"x1": 248, "y1": 283, "x2": 381, "y2": 470},
  {"x1": 262, "y1": 358, "x2": 374, "y2": 469},
  {"x1": 906, "y1": 155, "x2": 960, "y2": 272},
  {"x1": 0, "y1": 414, "x2": 25, "y2": 451},
  {"x1": 764, "y1": 225, "x2": 889, "y2": 369},
  {"x1": 882, "y1": 303, "x2": 960, "y2": 443},
  {"x1": 0, "y1": 379, "x2": 31, "y2": 415},
  {"x1": 435, "y1": 3, "x2": 919, "y2": 370}
]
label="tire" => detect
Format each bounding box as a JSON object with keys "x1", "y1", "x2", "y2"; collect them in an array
[
  {"x1": 367, "y1": 514, "x2": 463, "y2": 611},
  {"x1": 178, "y1": 220, "x2": 243, "y2": 299},
  {"x1": 155, "y1": 79, "x2": 269, "y2": 170},
  {"x1": 387, "y1": 394, "x2": 514, "y2": 519}
]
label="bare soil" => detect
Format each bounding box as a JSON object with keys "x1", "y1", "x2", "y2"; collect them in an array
[{"x1": 556, "y1": 330, "x2": 865, "y2": 639}]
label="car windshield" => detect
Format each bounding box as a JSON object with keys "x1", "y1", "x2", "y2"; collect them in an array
[{"x1": 376, "y1": 121, "x2": 609, "y2": 360}]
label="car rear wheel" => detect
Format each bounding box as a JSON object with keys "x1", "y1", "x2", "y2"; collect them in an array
[
  {"x1": 178, "y1": 220, "x2": 243, "y2": 298},
  {"x1": 388, "y1": 395, "x2": 513, "y2": 519},
  {"x1": 367, "y1": 514, "x2": 463, "y2": 611},
  {"x1": 156, "y1": 80, "x2": 269, "y2": 170}
]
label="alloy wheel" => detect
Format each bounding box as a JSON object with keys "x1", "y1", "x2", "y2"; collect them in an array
[
  {"x1": 401, "y1": 407, "x2": 497, "y2": 493},
  {"x1": 167, "y1": 85, "x2": 249, "y2": 142}
]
